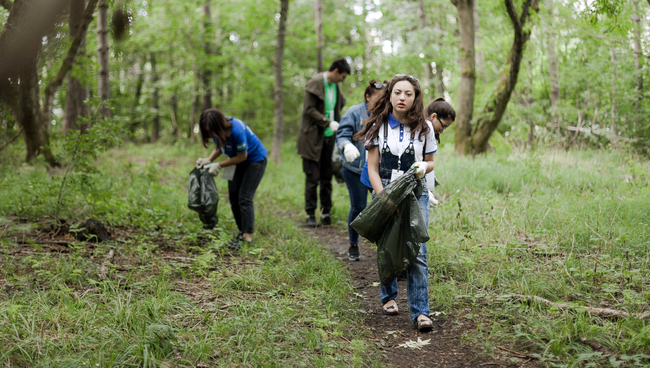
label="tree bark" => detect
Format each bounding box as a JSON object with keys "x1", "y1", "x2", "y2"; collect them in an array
[
  {"x1": 610, "y1": 45, "x2": 617, "y2": 136},
  {"x1": 171, "y1": 94, "x2": 179, "y2": 138},
  {"x1": 41, "y1": 0, "x2": 98, "y2": 124},
  {"x1": 150, "y1": 54, "x2": 160, "y2": 142},
  {"x1": 0, "y1": 0, "x2": 12, "y2": 11},
  {"x1": 129, "y1": 58, "x2": 144, "y2": 134},
  {"x1": 473, "y1": 6, "x2": 486, "y2": 77},
  {"x1": 190, "y1": 94, "x2": 199, "y2": 144},
  {"x1": 416, "y1": 0, "x2": 434, "y2": 98},
  {"x1": 201, "y1": 0, "x2": 212, "y2": 111},
  {"x1": 470, "y1": 0, "x2": 539, "y2": 154},
  {"x1": 19, "y1": 58, "x2": 57, "y2": 165},
  {"x1": 314, "y1": 0, "x2": 323, "y2": 72},
  {"x1": 97, "y1": 0, "x2": 110, "y2": 118},
  {"x1": 451, "y1": 0, "x2": 476, "y2": 155},
  {"x1": 543, "y1": 9, "x2": 560, "y2": 109},
  {"x1": 63, "y1": 0, "x2": 89, "y2": 135},
  {"x1": 631, "y1": 0, "x2": 643, "y2": 114},
  {"x1": 271, "y1": 0, "x2": 289, "y2": 164}
]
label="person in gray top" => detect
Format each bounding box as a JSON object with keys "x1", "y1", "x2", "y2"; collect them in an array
[{"x1": 335, "y1": 79, "x2": 386, "y2": 260}]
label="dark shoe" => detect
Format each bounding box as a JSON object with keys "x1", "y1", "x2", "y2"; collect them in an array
[
  {"x1": 305, "y1": 215, "x2": 318, "y2": 227},
  {"x1": 320, "y1": 213, "x2": 332, "y2": 226},
  {"x1": 348, "y1": 244, "x2": 360, "y2": 261},
  {"x1": 227, "y1": 233, "x2": 243, "y2": 251}
]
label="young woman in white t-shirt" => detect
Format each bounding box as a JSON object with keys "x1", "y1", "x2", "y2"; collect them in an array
[{"x1": 354, "y1": 74, "x2": 436, "y2": 332}]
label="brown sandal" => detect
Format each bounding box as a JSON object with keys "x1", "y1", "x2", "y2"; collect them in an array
[
  {"x1": 416, "y1": 315, "x2": 433, "y2": 332},
  {"x1": 382, "y1": 300, "x2": 399, "y2": 315}
]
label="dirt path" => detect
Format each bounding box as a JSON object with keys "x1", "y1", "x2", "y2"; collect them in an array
[{"x1": 302, "y1": 223, "x2": 541, "y2": 368}]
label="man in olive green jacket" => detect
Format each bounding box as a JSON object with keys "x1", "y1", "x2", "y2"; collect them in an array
[{"x1": 297, "y1": 58, "x2": 350, "y2": 227}]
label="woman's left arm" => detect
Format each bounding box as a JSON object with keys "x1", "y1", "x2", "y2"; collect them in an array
[
  {"x1": 423, "y1": 153, "x2": 434, "y2": 173},
  {"x1": 218, "y1": 151, "x2": 248, "y2": 167}
]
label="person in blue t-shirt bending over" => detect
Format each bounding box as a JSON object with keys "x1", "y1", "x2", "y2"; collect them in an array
[{"x1": 196, "y1": 108, "x2": 267, "y2": 251}]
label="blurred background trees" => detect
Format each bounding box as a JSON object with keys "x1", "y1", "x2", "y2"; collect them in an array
[{"x1": 0, "y1": 0, "x2": 648, "y2": 163}]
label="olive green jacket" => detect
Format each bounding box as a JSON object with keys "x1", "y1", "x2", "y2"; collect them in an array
[{"x1": 297, "y1": 72, "x2": 346, "y2": 162}]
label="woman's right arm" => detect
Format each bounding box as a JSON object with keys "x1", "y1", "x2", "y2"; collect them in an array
[{"x1": 367, "y1": 146, "x2": 383, "y2": 194}]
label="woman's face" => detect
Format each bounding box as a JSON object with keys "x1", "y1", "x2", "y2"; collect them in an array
[
  {"x1": 430, "y1": 113, "x2": 454, "y2": 135},
  {"x1": 389, "y1": 81, "x2": 416, "y2": 116}
]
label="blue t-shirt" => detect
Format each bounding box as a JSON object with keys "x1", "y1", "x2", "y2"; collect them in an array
[{"x1": 213, "y1": 118, "x2": 267, "y2": 163}]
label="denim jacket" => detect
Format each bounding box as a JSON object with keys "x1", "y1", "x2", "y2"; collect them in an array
[{"x1": 336, "y1": 101, "x2": 369, "y2": 175}]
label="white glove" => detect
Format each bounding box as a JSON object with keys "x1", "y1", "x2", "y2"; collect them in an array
[
  {"x1": 343, "y1": 143, "x2": 360, "y2": 163},
  {"x1": 428, "y1": 191, "x2": 439, "y2": 207},
  {"x1": 204, "y1": 162, "x2": 222, "y2": 176},
  {"x1": 412, "y1": 161, "x2": 428, "y2": 179},
  {"x1": 329, "y1": 120, "x2": 340, "y2": 132},
  {"x1": 196, "y1": 157, "x2": 211, "y2": 167}
]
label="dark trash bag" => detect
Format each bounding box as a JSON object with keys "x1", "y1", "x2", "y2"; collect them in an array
[
  {"x1": 188, "y1": 167, "x2": 219, "y2": 229},
  {"x1": 351, "y1": 167, "x2": 429, "y2": 284}
]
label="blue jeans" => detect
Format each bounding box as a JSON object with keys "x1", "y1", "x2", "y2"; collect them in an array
[
  {"x1": 376, "y1": 180, "x2": 430, "y2": 322},
  {"x1": 341, "y1": 167, "x2": 370, "y2": 245}
]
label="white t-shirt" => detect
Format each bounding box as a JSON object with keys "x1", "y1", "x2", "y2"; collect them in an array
[{"x1": 368, "y1": 119, "x2": 437, "y2": 162}]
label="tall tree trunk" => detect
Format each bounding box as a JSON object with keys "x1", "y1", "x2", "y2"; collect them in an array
[
  {"x1": 473, "y1": 6, "x2": 486, "y2": 77},
  {"x1": 201, "y1": 0, "x2": 212, "y2": 111},
  {"x1": 470, "y1": 0, "x2": 539, "y2": 154},
  {"x1": 451, "y1": 0, "x2": 476, "y2": 155},
  {"x1": 314, "y1": 0, "x2": 323, "y2": 72},
  {"x1": 631, "y1": 0, "x2": 643, "y2": 115},
  {"x1": 150, "y1": 54, "x2": 160, "y2": 142},
  {"x1": 97, "y1": 0, "x2": 110, "y2": 118},
  {"x1": 41, "y1": 0, "x2": 98, "y2": 124},
  {"x1": 546, "y1": 24, "x2": 560, "y2": 109},
  {"x1": 610, "y1": 45, "x2": 617, "y2": 136},
  {"x1": 63, "y1": 0, "x2": 88, "y2": 135},
  {"x1": 416, "y1": 0, "x2": 434, "y2": 98},
  {"x1": 271, "y1": 0, "x2": 290, "y2": 164},
  {"x1": 190, "y1": 93, "x2": 199, "y2": 144},
  {"x1": 170, "y1": 94, "x2": 179, "y2": 138},
  {"x1": 129, "y1": 58, "x2": 144, "y2": 134},
  {"x1": 19, "y1": 58, "x2": 57, "y2": 165}
]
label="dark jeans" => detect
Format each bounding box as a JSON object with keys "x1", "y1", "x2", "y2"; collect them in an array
[
  {"x1": 341, "y1": 166, "x2": 369, "y2": 245},
  {"x1": 303, "y1": 136, "x2": 334, "y2": 216},
  {"x1": 228, "y1": 158, "x2": 267, "y2": 234}
]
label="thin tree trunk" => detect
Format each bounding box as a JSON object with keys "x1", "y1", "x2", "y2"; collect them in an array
[
  {"x1": 97, "y1": 0, "x2": 110, "y2": 118},
  {"x1": 171, "y1": 94, "x2": 179, "y2": 138},
  {"x1": 473, "y1": 6, "x2": 486, "y2": 77},
  {"x1": 451, "y1": 0, "x2": 476, "y2": 155},
  {"x1": 41, "y1": 0, "x2": 98, "y2": 124},
  {"x1": 544, "y1": 11, "x2": 560, "y2": 109},
  {"x1": 471, "y1": 0, "x2": 539, "y2": 154},
  {"x1": 129, "y1": 58, "x2": 144, "y2": 134},
  {"x1": 190, "y1": 94, "x2": 199, "y2": 144},
  {"x1": 314, "y1": 0, "x2": 323, "y2": 72},
  {"x1": 201, "y1": 0, "x2": 212, "y2": 111},
  {"x1": 610, "y1": 45, "x2": 617, "y2": 136},
  {"x1": 271, "y1": 0, "x2": 289, "y2": 164},
  {"x1": 416, "y1": 0, "x2": 434, "y2": 98},
  {"x1": 150, "y1": 54, "x2": 159, "y2": 142},
  {"x1": 19, "y1": 58, "x2": 57, "y2": 165},
  {"x1": 63, "y1": 0, "x2": 88, "y2": 135},
  {"x1": 632, "y1": 0, "x2": 643, "y2": 115}
]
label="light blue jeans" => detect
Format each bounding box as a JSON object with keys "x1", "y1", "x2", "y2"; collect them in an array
[{"x1": 375, "y1": 179, "x2": 430, "y2": 322}]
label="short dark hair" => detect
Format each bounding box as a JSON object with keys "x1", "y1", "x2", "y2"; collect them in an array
[
  {"x1": 328, "y1": 58, "x2": 351, "y2": 74},
  {"x1": 424, "y1": 97, "x2": 456, "y2": 122}
]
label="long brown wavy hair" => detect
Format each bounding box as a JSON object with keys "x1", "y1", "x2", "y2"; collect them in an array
[{"x1": 353, "y1": 74, "x2": 428, "y2": 146}]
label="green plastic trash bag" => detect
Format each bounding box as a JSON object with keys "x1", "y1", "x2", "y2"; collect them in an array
[
  {"x1": 188, "y1": 167, "x2": 219, "y2": 229},
  {"x1": 351, "y1": 166, "x2": 429, "y2": 284}
]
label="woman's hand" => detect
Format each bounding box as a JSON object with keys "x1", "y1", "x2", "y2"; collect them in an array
[{"x1": 196, "y1": 158, "x2": 211, "y2": 167}]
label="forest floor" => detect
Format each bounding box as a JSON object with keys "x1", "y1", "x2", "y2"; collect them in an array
[{"x1": 302, "y1": 222, "x2": 543, "y2": 368}]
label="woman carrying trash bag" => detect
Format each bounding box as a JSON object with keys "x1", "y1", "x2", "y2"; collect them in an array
[
  {"x1": 353, "y1": 74, "x2": 436, "y2": 332},
  {"x1": 336, "y1": 79, "x2": 387, "y2": 261},
  {"x1": 196, "y1": 108, "x2": 267, "y2": 251}
]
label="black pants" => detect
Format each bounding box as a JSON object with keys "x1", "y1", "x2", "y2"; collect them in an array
[
  {"x1": 303, "y1": 136, "x2": 334, "y2": 216},
  {"x1": 228, "y1": 158, "x2": 267, "y2": 234}
]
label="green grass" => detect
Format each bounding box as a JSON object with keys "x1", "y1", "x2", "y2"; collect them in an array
[
  {"x1": 0, "y1": 141, "x2": 377, "y2": 367},
  {"x1": 2, "y1": 138, "x2": 650, "y2": 367}
]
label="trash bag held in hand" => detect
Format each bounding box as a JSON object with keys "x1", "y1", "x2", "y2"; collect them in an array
[
  {"x1": 350, "y1": 166, "x2": 429, "y2": 284},
  {"x1": 188, "y1": 167, "x2": 219, "y2": 229}
]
